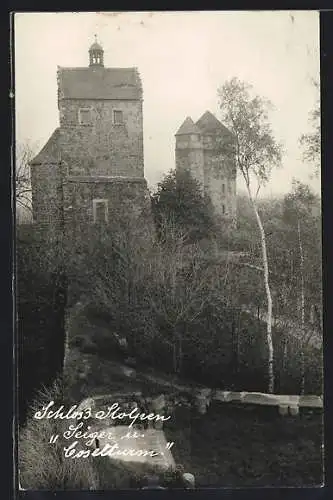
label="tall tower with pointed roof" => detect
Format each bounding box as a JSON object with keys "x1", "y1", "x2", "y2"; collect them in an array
[
  {"x1": 175, "y1": 111, "x2": 236, "y2": 222},
  {"x1": 175, "y1": 117, "x2": 205, "y2": 188},
  {"x1": 30, "y1": 38, "x2": 151, "y2": 244}
]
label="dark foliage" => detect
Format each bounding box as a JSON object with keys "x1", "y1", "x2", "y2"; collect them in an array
[
  {"x1": 17, "y1": 226, "x2": 67, "y2": 425},
  {"x1": 151, "y1": 169, "x2": 218, "y2": 243}
]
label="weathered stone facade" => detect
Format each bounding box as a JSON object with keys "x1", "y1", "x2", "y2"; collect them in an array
[
  {"x1": 30, "y1": 40, "x2": 151, "y2": 243},
  {"x1": 62, "y1": 176, "x2": 151, "y2": 239},
  {"x1": 58, "y1": 99, "x2": 144, "y2": 178},
  {"x1": 175, "y1": 112, "x2": 237, "y2": 223},
  {"x1": 30, "y1": 138, "x2": 64, "y2": 242}
]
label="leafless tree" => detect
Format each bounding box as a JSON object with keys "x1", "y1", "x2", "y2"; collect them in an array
[
  {"x1": 300, "y1": 80, "x2": 320, "y2": 178},
  {"x1": 283, "y1": 180, "x2": 320, "y2": 393},
  {"x1": 218, "y1": 77, "x2": 283, "y2": 393},
  {"x1": 16, "y1": 142, "x2": 35, "y2": 217}
]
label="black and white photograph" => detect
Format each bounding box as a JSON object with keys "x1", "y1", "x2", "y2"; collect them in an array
[{"x1": 15, "y1": 11, "x2": 323, "y2": 489}]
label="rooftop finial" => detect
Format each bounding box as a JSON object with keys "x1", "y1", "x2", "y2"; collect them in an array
[{"x1": 89, "y1": 35, "x2": 104, "y2": 67}]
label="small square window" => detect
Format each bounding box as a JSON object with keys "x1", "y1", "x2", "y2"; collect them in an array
[
  {"x1": 113, "y1": 110, "x2": 123, "y2": 125},
  {"x1": 93, "y1": 199, "x2": 108, "y2": 224},
  {"x1": 79, "y1": 108, "x2": 92, "y2": 125}
]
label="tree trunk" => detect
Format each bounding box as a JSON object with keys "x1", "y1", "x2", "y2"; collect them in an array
[
  {"x1": 314, "y1": 305, "x2": 322, "y2": 335},
  {"x1": 173, "y1": 344, "x2": 177, "y2": 374},
  {"x1": 231, "y1": 315, "x2": 237, "y2": 379},
  {"x1": 297, "y1": 218, "x2": 306, "y2": 395},
  {"x1": 281, "y1": 336, "x2": 288, "y2": 392},
  {"x1": 282, "y1": 338, "x2": 288, "y2": 370},
  {"x1": 173, "y1": 326, "x2": 183, "y2": 375},
  {"x1": 247, "y1": 187, "x2": 274, "y2": 393},
  {"x1": 177, "y1": 335, "x2": 183, "y2": 374},
  {"x1": 231, "y1": 311, "x2": 240, "y2": 386}
]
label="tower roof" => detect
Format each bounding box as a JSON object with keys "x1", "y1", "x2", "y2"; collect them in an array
[
  {"x1": 89, "y1": 41, "x2": 103, "y2": 52},
  {"x1": 57, "y1": 66, "x2": 142, "y2": 100},
  {"x1": 30, "y1": 128, "x2": 61, "y2": 165},
  {"x1": 89, "y1": 34, "x2": 104, "y2": 52},
  {"x1": 196, "y1": 110, "x2": 233, "y2": 138},
  {"x1": 175, "y1": 116, "x2": 201, "y2": 136}
]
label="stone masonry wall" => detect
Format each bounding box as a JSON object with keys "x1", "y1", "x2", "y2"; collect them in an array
[
  {"x1": 203, "y1": 149, "x2": 237, "y2": 221},
  {"x1": 30, "y1": 162, "x2": 64, "y2": 240},
  {"x1": 176, "y1": 133, "x2": 237, "y2": 221},
  {"x1": 176, "y1": 149, "x2": 205, "y2": 190},
  {"x1": 59, "y1": 99, "x2": 144, "y2": 178},
  {"x1": 175, "y1": 135, "x2": 205, "y2": 190},
  {"x1": 62, "y1": 177, "x2": 153, "y2": 241}
]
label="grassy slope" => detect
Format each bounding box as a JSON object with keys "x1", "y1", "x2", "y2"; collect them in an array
[
  {"x1": 21, "y1": 299, "x2": 322, "y2": 489},
  {"x1": 60, "y1": 312, "x2": 324, "y2": 488},
  {"x1": 166, "y1": 402, "x2": 323, "y2": 487}
]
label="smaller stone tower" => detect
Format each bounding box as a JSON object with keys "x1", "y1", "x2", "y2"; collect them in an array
[
  {"x1": 175, "y1": 117, "x2": 205, "y2": 190},
  {"x1": 175, "y1": 111, "x2": 237, "y2": 223}
]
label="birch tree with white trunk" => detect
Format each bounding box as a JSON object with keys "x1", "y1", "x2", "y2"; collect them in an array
[
  {"x1": 283, "y1": 180, "x2": 319, "y2": 394},
  {"x1": 217, "y1": 78, "x2": 283, "y2": 393}
]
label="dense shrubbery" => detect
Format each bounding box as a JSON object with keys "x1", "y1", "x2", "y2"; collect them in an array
[
  {"x1": 17, "y1": 177, "x2": 323, "y2": 491},
  {"x1": 17, "y1": 226, "x2": 67, "y2": 425},
  {"x1": 151, "y1": 169, "x2": 218, "y2": 243},
  {"x1": 64, "y1": 213, "x2": 321, "y2": 395},
  {"x1": 17, "y1": 174, "x2": 323, "y2": 430}
]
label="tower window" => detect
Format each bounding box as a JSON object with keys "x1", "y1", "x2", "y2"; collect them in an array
[
  {"x1": 222, "y1": 183, "x2": 225, "y2": 195},
  {"x1": 93, "y1": 199, "x2": 108, "y2": 224},
  {"x1": 113, "y1": 109, "x2": 124, "y2": 125},
  {"x1": 79, "y1": 108, "x2": 92, "y2": 125},
  {"x1": 222, "y1": 204, "x2": 226, "y2": 215}
]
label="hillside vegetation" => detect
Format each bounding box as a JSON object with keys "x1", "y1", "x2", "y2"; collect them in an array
[{"x1": 17, "y1": 173, "x2": 323, "y2": 488}]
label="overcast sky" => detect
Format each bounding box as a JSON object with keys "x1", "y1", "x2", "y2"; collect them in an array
[{"x1": 15, "y1": 11, "x2": 320, "y2": 196}]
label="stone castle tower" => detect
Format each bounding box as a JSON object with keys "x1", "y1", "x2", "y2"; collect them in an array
[
  {"x1": 30, "y1": 38, "x2": 151, "y2": 243},
  {"x1": 175, "y1": 111, "x2": 237, "y2": 222}
]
